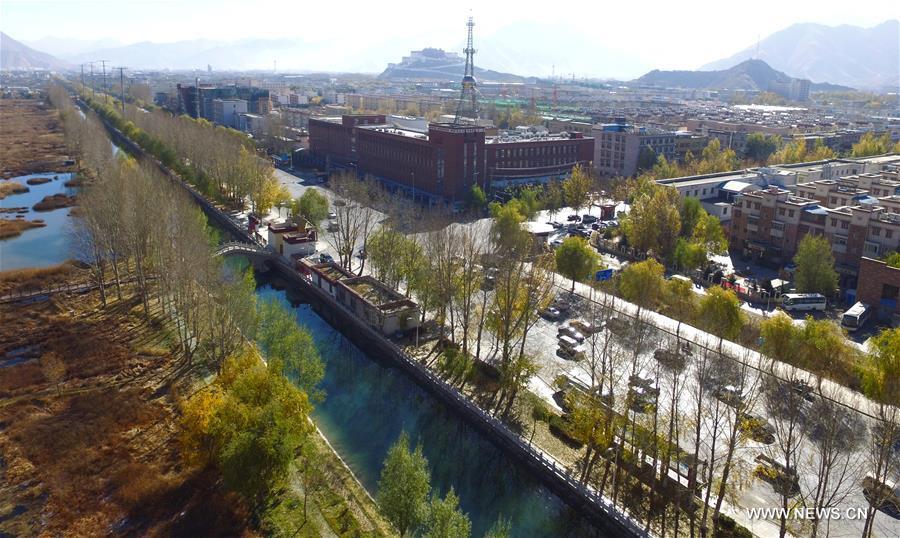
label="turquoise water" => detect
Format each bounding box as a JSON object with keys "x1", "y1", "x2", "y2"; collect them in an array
[
  {"x1": 256, "y1": 280, "x2": 606, "y2": 537},
  {"x1": 0, "y1": 173, "x2": 77, "y2": 271}
]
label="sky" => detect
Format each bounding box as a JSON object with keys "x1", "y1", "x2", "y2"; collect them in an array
[{"x1": 2, "y1": 0, "x2": 897, "y2": 77}]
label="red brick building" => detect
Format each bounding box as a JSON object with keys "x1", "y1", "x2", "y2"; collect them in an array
[
  {"x1": 857, "y1": 257, "x2": 900, "y2": 320},
  {"x1": 307, "y1": 114, "x2": 593, "y2": 202}
]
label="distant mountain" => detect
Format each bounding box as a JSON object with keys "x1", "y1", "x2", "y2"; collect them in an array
[
  {"x1": 1, "y1": 32, "x2": 70, "y2": 71},
  {"x1": 378, "y1": 48, "x2": 529, "y2": 82},
  {"x1": 701, "y1": 20, "x2": 899, "y2": 91},
  {"x1": 24, "y1": 36, "x2": 123, "y2": 57},
  {"x1": 633, "y1": 59, "x2": 851, "y2": 93}
]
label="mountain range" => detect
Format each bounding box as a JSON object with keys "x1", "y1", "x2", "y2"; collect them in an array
[
  {"x1": 701, "y1": 20, "x2": 898, "y2": 91},
  {"x1": 634, "y1": 59, "x2": 852, "y2": 93},
  {"x1": 3, "y1": 19, "x2": 897, "y2": 91},
  {"x1": 1, "y1": 32, "x2": 70, "y2": 70}
]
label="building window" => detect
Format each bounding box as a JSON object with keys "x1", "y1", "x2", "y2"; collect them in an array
[
  {"x1": 872, "y1": 227, "x2": 882, "y2": 236},
  {"x1": 841, "y1": 221, "x2": 849, "y2": 229},
  {"x1": 887, "y1": 229, "x2": 894, "y2": 239}
]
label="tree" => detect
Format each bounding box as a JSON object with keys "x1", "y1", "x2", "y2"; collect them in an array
[
  {"x1": 884, "y1": 251, "x2": 900, "y2": 268},
  {"x1": 562, "y1": 164, "x2": 592, "y2": 214},
  {"x1": 691, "y1": 211, "x2": 728, "y2": 257},
  {"x1": 672, "y1": 237, "x2": 707, "y2": 272},
  {"x1": 636, "y1": 145, "x2": 657, "y2": 173},
  {"x1": 744, "y1": 132, "x2": 779, "y2": 163},
  {"x1": 256, "y1": 297, "x2": 324, "y2": 399},
  {"x1": 378, "y1": 431, "x2": 431, "y2": 536},
  {"x1": 861, "y1": 328, "x2": 900, "y2": 537},
  {"x1": 293, "y1": 188, "x2": 329, "y2": 226},
  {"x1": 759, "y1": 312, "x2": 798, "y2": 364},
  {"x1": 422, "y1": 488, "x2": 471, "y2": 538},
  {"x1": 555, "y1": 236, "x2": 600, "y2": 291},
  {"x1": 696, "y1": 286, "x2": 744, "y2": 341},
  {"x1": 515, "y1": 187, "x2": 542, "y2": 220},
  {"x1": 793, "y1": 234, "x2": 838, "y2": 295},
  {"x1": 184, "y1": 346, "x2": 314, "y2": 515},
  {"x1": 483, "y1": 517, "x2": 511, "y2": 538},
  {"x1": 489, "y1": 201, "x2": 529, "y2": 255},
  {"x1": 621, "y1": 185, "x2": 681, "y2": 260},
  {"x1": 617, "y1": 259, "x2": 665, "y2": 310},
  {"x1": 679, "y1": 197, "x2": 703, "y2": 238},
  {"x1": 851, "y1": 132, "x2": 892, "y2": 158},
  {"x1": 541, "y1": 180, "x2": 564, "y2": 222},
  {"x1": 768, "y1": 138, "x2": 835, "y2": 165},
  {"x1": 40, "y1": 351, "x2": 66, "y2": 396},
  {"x1": 466, "y1": 185, "x2": 486, "y2": 211},
  {"x1": 367, "y1": 226, "x2": 411, "y2": 288},
  {"x1": 864, "y1": 327, "x2": 900, "y2": 405}
]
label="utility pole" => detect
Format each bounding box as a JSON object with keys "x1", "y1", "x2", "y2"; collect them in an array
[
  {"x1": 116, "y1": 67, "x2": 127, "y2": 117},
  {"x1": 89, "y1": 62, "x2": 95, "y2": 99},
  {"x1": 100, "y1": 60, "x2": 108, "y2": 103},
  {"x1": 80, "y1": 64, "x2": 85, "y2": 91}
]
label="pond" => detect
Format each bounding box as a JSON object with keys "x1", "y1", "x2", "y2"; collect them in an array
[{"x1": 0, "y1": 172, "x2": 78, "y2": 271}]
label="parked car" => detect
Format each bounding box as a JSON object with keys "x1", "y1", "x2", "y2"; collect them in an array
[
  {"x1": 481, "y1": 275, "x2": 496, "y2": 291},
  {"x1": 319, "y1": 253, "x2": 334, "y2": 263},
  {"x1": 740, "y1": 413, "x2": 776, "y2": 444},
  {"x1": 581, "y1": 214, "x2": 598, "y2": 224},
  {"x1": 550, "y1": 237, "x2": 564, "y2": 249},
  {"x1": 327, "y1": 221, "x2": 340, "y2": 232},
  {"x1": 540, "y1": 306, "x2": 561, "y2": 320},
  {"x1": 628, "y1": 385, "x2": 658, "y2": 413},
  {"x1": 566, "y1": 214, "x2": 581, "y2": 222},
  {"x1": 654, "y1": 348, "x2": 687, "y2": 370},
  {"x1": 556, "y1": 345, "x2": 586, "y2": 361},
  {"x1": 328, "y1": 210, "x2": 337, "y2": 219},
  {"x1": 862, "y1": 475, "x2": 900, "y2": 516},
  {"x1": 570, "y1": 319, "x2": 601, "y2": 335},
  {"x1": 558, "y1": 334, "x2": 581, "y2": 351},
  {"x1": 558, "y1": 325, "x2": 585, "y2": 343},
  {"x1": 754, "y1": 454, "x2": 800, "y2": 496},
  {"x1": 356, "y1": 248, "x2": 367, "y2": 259},
  {"x1": 714, "y1": 385, "x2": 744, "y2": 408}
]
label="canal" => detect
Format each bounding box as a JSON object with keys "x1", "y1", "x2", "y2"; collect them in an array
[{"x1": 255, "y1": 272, "x2": 605, "y2": 537}]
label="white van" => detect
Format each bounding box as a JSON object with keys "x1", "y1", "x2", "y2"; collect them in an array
[{"x1": 841, "y1": 302, "x2": 871, "y2": 332}]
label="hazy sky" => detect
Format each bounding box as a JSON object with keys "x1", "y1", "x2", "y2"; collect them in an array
[{"x1": 2, "y1": 0, "x2": 897, "y2": 75}]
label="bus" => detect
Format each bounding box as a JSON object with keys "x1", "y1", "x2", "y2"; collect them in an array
[
  {"x1": 781, "y1": 293, "x2": 827, "y2": 312},
  {"x1": 841, "y1": 302, "x2": 871, "y2": 332}
]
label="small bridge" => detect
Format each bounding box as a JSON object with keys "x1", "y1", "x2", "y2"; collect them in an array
[
  {"x1": 214, "y1": 241, "x2": 272, "y2": 258},
  {"x1": 214, "y1": 242, "x2": 279, "y2": 271}
]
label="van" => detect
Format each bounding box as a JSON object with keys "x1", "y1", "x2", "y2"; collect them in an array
[{"x1": 841, "y1": 302, "x2": 871, "y2": 332}]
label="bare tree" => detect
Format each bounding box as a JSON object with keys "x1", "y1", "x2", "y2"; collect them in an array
[{"x1": 799, "y1": 388, "x2": 866, "y2": 537}]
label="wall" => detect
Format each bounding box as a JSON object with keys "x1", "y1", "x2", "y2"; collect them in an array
[{"x1": 857, "y1": 257, "x2": 900, "y2": 319}]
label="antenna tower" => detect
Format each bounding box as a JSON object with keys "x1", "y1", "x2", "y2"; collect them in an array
[{"x1": 453, "y1": 16, "x2": 479, "y2": 124}]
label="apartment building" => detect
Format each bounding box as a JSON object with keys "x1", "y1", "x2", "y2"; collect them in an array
[{"x1": 730, "y1": 186, "x2": 900, "y2": 282}]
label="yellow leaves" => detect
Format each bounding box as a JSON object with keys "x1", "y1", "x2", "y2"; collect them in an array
[{"x1": 178, "y1": 384, "x2": 225, "y2": 467}]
